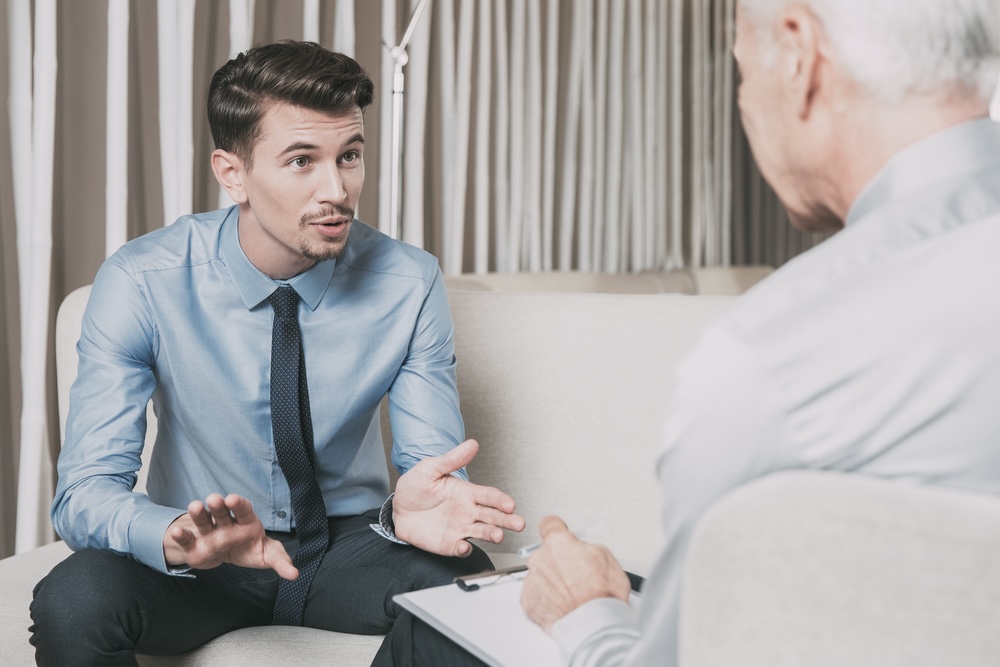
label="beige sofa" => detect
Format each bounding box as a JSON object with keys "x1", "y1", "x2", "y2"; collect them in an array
[
  {"x1": 442, "y1": 265, "x2": 774, "y2": 296},
  {"x1": 3, "y1": 279, "x2": 999, "y2": 666}
]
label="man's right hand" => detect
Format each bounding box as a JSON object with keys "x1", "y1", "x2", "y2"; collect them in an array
[{"x1": 163, "y1": 493, "x2": 298, "y2": 580}]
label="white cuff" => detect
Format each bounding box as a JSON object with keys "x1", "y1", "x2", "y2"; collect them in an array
[
  {"x1": 552, "y1": 597, "x2": 640, "y2": 665},
  {"x1": 369, "y1": 492, "x2": 410, "y2": 545}
]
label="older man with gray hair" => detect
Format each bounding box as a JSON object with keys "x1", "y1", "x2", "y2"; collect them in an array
[{"x1": 380, "y1": 0, "x2": 1000, "y2": 665}]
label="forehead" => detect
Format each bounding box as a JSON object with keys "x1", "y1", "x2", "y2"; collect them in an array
[{"x1": 255, "y1": 102, "x2": 364, "y2": 148}]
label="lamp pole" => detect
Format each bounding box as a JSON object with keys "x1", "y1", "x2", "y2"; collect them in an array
[{"x1": 385, "y1": 0, "x2": 432, "y2": 241}]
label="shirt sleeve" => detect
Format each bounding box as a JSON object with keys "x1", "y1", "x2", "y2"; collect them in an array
[
  {"x1": 385, "y1": 266, "x2": 468, "y2": 479},
  {"x1": 554, "y1": 322, "x2": 797, "y2": 666},
  {"x1": 51, "y1": 258, "x2": 186, "y2": 574},
  {"x1": 552, "y1": 599, "x2": 641, "y2": 667}
]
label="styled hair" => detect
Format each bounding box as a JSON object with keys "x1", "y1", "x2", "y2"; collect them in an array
[
  {"x1": 738, "y1": 0, "x2": 1000, "y2": 103},
  {"x1": 207, "y1": 40, "x2": 375, "y2": 167}
]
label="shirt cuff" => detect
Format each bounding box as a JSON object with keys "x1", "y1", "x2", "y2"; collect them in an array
[
  {"x1": 130, "y1": 505, "x2": 191, "y2": 574},
  {"x1": 551, "y1": 597, "x2": 641, "y2": 665},
  {"x1": 369, "y1": 493, "x2": 410, "y2": 545}
]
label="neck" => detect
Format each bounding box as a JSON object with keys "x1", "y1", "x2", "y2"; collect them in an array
[{"x1": 827, "y1": 92, "x2": 990, "y2": 220}]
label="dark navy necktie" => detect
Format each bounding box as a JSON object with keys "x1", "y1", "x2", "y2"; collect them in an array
[{"x1": 268, "y1": 286, "x2": 329, "y2": 626}]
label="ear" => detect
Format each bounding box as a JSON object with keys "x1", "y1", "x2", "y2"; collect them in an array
[
  {"x1": 211, "y1": 149, "x2": 249, "y2": 204},
  {"x1": 777, "y1": 6, "x2": 825, "y2": 119}
]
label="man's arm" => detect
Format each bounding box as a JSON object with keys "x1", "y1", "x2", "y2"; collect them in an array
[
  {"x1": 56, "y1": 261, "x2": 298, "y2": 577},
  {"x1": 383, "y1": 267, "x2": 525, "y2": 554},
  {"x1": 52, "y1": 260, "x2": 188, "y2": 572}
]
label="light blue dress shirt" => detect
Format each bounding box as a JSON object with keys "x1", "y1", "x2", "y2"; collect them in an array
[
  {"x1": 553, "y1": 118, "x2": 1000, "y2": 665},
  {"x1": 53, "y1": 207, "x2": 464, "y2": 573}
]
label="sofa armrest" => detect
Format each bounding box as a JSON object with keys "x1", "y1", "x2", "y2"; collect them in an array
[
  {"x1": 0, "y1": 542, "x2": 73, "y2": 662},
  {"x1": 679, "y1": 471, "x2": 1000, "y2": 667}
]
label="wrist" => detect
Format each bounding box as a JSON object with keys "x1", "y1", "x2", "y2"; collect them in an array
[{"x1": 369, "y1": 493, "x2": 409, "y2": 545}]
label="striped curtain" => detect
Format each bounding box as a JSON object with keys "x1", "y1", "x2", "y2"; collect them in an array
[
  {"x1": 395, "y1": 0, "x2": 744, "y2": 274},
  {"x1": 6, "y1": 0, "x2": 57, "y2": 555},
  {"x1": 2, "y1": 0, "x2": 818, "y2": 557}
]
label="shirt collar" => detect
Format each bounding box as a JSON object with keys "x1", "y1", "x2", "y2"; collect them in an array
[
  {"x1": 846, "y1": 118, "x2": 1000, "y2": 226},
  {"x1": 220, "y1": 205, "x2": 337, "y2": 311}
]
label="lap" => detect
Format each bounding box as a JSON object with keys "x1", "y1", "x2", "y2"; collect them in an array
[
  {"x1": 304, "y1": 512, "x2": 494, "y2": 634},
  {"x1": 30, "y1": 513, "x2": 495, "y2": 659},
  {"x1": 31, "y1": 547, "x2": 277, "y2": 658}
]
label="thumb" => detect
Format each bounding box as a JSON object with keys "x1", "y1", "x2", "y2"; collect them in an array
[
  {"x1": 426, "y1": 439, "x2": 479, "y2": 477},
  {"x1": 538, "y1": 515, "x2": 570, "y2": 540},
  {"x1": 266, "y1": 538, "x2": 299, "y2": 581}
]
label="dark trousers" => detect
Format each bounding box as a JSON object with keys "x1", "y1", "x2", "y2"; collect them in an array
[{"x1": 29, "y1": 510, "x2": 493, "y2": 666}]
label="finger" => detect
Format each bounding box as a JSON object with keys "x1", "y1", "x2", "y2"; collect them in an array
[
  {"x1": 452, "y1": 539, "x2": 473, "y2": 558},
  {"x1": 265, "y1": 539, "x2": 300, "y2": 580},
  {"x1": 427, "y1": 439, "x2": 479, "y2": 477},
  {"x1": 474, "y1": 507, "x2": 526, "y2": 534},
  {"x1": 470, "y1": 483, "x2": 518, "y2": 515},
  {"x1": 225, "y1": 494, "x2": 257, "y2": 524},
  {"x1": 459, "y1": 521, "x2": 505, "y2": 544},
  {"x1": 187, "y1": 501, "x2": 214, "y2": 535},
  {"x1": 205, "y1": 493, "x2": 234, "y2": 527},
  {"x1": 169, "y1": 524, "x2": 199, "y2": 554},
  {"x1": 538, "y1": 515, "x2": 570, "y2": 540}
]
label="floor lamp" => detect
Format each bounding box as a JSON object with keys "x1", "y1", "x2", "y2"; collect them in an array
[{"x1": 385, "y1": 0, "x2": 432, "y2": 241}]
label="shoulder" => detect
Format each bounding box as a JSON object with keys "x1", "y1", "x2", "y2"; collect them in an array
[
  {"x1": 109, "y1": 208, "x2": 231, "y2": 277},
  {"x1": 337, "y1": 220, "x2": 442, "y2": 287}
]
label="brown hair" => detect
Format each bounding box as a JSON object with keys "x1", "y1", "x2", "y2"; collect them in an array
[{"x1": 208, "y1": 40, "x2": 375, "y2": 168}]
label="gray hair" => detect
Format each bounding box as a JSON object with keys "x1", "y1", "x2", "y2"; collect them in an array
[{"x1": 738, "y1": 0, "x2": 1000, "y2": 103}]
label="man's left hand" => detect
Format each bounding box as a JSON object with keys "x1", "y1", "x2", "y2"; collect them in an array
[
  {"x1": 392, "y1": 439, "x2": 526, "y2": 557},
  {"x1": 521, "y1": 515, "x2": 631, "y2": 633}
]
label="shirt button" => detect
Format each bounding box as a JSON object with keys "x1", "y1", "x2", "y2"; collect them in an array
[{"x1": 277, "y1": 511, "x2": 287, "y2": 519}]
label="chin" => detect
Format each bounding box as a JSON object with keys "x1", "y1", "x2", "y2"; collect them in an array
[
  {"x1": 301, "y1": 241, "x2": 348, "y2": 263},
  {"x1": 787, "y1": 205, "x2": 844, "y2": 234}
]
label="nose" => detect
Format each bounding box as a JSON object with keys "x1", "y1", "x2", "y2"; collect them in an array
[{"x1": 315, "y1": 163, "x2": 347, "y2": 205}]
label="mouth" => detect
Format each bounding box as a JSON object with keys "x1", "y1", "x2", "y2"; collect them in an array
[{"x1": 310, "y1": 217, "x2": 351, "y2": 239}]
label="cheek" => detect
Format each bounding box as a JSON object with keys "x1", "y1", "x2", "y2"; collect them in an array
[{"x1": 348, "y1": 167, "x2": 365, "y2": 197}]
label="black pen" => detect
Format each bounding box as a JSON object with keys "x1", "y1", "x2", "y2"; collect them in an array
[{"x1": 454, "y1": 564, "x2": 528, "y2": 591}]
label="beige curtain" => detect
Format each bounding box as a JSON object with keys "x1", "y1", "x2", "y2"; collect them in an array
[{"x1": 0, "y1": 0, "x2": 826, "y2": 559}]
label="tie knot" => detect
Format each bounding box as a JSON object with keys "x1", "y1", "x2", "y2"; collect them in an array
[{"x1": 269, "y1": 286, "x2": 300, "y2": 319}]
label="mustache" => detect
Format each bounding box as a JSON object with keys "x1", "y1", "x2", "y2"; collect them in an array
[{"x1": 301, "y1": 205, "x2": 354, "y2": 224}]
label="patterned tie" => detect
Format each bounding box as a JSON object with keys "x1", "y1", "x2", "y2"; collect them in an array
[{"x1": 268, "y1": 286, "x2": 330, "y2": 626}]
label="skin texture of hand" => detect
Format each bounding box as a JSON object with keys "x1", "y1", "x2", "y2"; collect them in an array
[
  {"x1": 392, "y1": 439, "x2": 526, "y2": 557},
  {"x1": 163, "y1": 493, "x2": 298, "y2": 580},
  {"x1": 521, "y1": 515, "x2": 632, "y2": 633}
]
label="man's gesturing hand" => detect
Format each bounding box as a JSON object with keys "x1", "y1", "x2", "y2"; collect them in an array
[
  {"x1": 392, "y1": 439, "x2": 526, "y2": 557},
  {"x1": 521, "y1": 515, "x2": 631, "y2": 633},
  {"x1": 163, "y1": 493, "x2": 298, "y2": 580}
]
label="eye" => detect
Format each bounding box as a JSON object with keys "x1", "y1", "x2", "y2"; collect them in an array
[
  {"x1": 340, "y1": 150, "x2": 360, "y2": 164},
  {"x1": 289, "y1": 156, "x2": 311, "y2": 169}
]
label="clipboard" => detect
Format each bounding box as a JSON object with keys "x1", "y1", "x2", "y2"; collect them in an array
[{"x1": 393, "y1": 566, "x2": 641, "y2": 667}]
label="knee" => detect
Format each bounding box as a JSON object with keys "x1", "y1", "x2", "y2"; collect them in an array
[
  {"x1": 388, "y1": 544, "x2": 494, "y2": 597},
  {"x1": 31, "y1": 549, "x2": 135, "y2": 633},
  {"x1": 414, "y1": 544, "x2": 494, "y2": 585}
]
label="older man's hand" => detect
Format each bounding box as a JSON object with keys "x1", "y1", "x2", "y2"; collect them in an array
[{"x1": 520, "y1": 515, "x2": 631, "y2": 633}]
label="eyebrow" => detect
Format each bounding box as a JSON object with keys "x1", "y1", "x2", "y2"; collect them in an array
[{"x1": 277, "y1": 134, "x2": 366, "y2": 157}]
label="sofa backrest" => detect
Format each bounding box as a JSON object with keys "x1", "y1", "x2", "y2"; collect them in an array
[
  {"x1": 444, "y1": 270, "x2": 696, "y2": 294},
  {"x1": 57, "y1": 285, "x2": 735, "y2": 576},
  {"x1": 445, "y1": 291, "x2": 735, "y2": 574}
]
